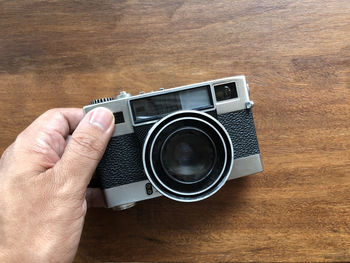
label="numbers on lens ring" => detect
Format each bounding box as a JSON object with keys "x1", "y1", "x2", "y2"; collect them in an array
[{"x1": 145, "y1": 183, "x2": 153, "y2": 195}]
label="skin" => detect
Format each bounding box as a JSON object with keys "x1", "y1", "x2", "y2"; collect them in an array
[{"x1": 0, "y1": 107, "x2": 115, "y2": 263}]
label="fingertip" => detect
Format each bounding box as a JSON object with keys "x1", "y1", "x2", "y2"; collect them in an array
[{"x1": 86, "y1": 107, "x2": 115, "y2": 133}]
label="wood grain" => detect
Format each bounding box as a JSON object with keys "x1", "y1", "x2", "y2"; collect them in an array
[{"x1": 1, "y1": 0, "x2": 350, "y2": 262}]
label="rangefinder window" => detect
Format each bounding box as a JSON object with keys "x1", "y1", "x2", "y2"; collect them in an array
[
  {"x1": 131, "y1": 85, "x2": 213, "y2": 124},
  {"x1": 214, "y1": 82, "x2": 238, "y2": 101}
]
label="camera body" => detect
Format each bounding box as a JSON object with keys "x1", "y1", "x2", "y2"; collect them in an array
[{"x1": 84, "y1": 76, "x2": 263, "y2": 210}]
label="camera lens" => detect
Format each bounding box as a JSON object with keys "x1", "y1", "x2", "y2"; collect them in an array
[
  {"x1": 161, "y1": 128, "x2": 216, "y2": 184},
  {"x1": 143, "y1": 110, "x2": 234, "y2": 202}
]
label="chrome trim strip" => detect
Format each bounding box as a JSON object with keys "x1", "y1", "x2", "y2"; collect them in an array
[
  {"x1": 103, "y1": 154, "x2": 261, "y2": 208},
  {"x1": 104, "y1": 180, "x2": 162, "y2": 208},
  {"x1": 228, "y1": 153, "x2": 263, "y2": 180}
]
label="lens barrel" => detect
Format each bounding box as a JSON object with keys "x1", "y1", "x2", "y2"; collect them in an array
[{"x1": 143, "y1": 110, "x2": 234, "y2": 202}]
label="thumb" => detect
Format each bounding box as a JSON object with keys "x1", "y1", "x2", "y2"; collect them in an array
[{"x1": 56, "y1": 107, "x2": 114, "y2": 189}]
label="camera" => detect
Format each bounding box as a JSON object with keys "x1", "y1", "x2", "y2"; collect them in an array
[{"x1": 84, "y1": 76, "x2": 263, "y2": 210}]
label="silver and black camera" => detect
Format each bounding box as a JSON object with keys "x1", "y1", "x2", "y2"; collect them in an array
[{"x1": 84, "y1": 76, "x2": 263, "y2": 210}]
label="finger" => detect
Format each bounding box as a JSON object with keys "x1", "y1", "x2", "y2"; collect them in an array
[
  {"x1": 21, "y1": 108, "x2": 83, "y2": 140},
  {"x1": 55, "y1": 107, "x2": 114, "y2": 190},
  {"x1": 11, "y1": 109, "x2": 84, "y2": 173},
  {"x1": 86, "y1": 188, "x2": 105, "y2": 208}
]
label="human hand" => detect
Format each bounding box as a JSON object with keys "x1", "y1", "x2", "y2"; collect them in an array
[{"x1": 0, "y1": 107, "x2": 114, "y2": 262}]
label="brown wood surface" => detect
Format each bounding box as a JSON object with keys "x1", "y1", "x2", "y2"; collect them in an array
[{"x1": 1, "y1": 0, "x2": 350, "y2": 262}]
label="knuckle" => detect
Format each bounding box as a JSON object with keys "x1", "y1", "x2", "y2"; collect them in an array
[
  {"x1": 44, "y1": 108, "x2": 60, "y2": 117},
  {"x1": 16, "y1": 110, "x2": 62, "y2": 143},
  {"x1": 43, "y1": 109, "x2": 66, "y2": 125},
  {"x1": 17, "y1": 130, "x2": 53, "y2": 156},
  {"x1": 15, "y1": 130, "x2": 27, "y2": 143},
  {"x1": 12, "y1": 132, "x2": 29, "y2": 153}
]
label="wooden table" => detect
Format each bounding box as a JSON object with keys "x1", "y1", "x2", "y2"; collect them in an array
[{"x1": 1, "y1": 0, "x2": 350, "y2": 262}]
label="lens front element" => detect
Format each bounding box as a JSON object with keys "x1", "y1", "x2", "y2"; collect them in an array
[{"x1": 161, "y1": 128, "x2": 216, "y2": 184}]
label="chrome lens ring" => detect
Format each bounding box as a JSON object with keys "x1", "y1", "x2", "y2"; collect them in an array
[
  {"x1": 150, "y1": 116, "x2": 227, "y2": 196},
  {"x1": 142, "y1": 110, "x2": 234, "y2": 202}
]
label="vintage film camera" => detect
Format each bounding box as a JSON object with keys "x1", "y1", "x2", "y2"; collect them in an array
[{"x1": 84, "y1": 76, "x2": 263, "y2": 210}]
